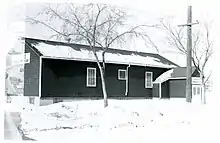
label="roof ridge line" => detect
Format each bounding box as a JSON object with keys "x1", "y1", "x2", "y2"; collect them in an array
[
  {"x1": 24, "y1": 37, "x2": 179, "y2": 68},
  {"x1": 24, "y1": 37, "x2": 158, "y2": 55}
]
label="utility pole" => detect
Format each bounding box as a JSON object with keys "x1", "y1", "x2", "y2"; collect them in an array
[{"x1": 178, "y1": 6, "x2": 199, "y2": 103}]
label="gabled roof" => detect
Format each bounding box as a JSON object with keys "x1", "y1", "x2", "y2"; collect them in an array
[
  {"x1": 171, "y1": 67, "x2": 197, "y2": 78},
  {"x1": 154, "y1": 67, "x2": 197, "y2": 83},
  {"x1": 24, "y1": 37, "x2": 179, "y2": 69}
]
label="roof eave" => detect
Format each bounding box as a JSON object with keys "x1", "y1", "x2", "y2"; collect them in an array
[{"x1": 41, "y1": 56, "x2": 176, "y2": 69}]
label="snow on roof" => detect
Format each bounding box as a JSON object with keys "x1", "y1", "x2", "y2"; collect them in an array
[
  {"x1": 154, "y1": 67, "x2": 198, "y2": 83},
  {"x1": 154, "y1": 69, "x2": 174, "y2": 83},
  {"x1": 26, "y1": 38, "x2": 178, "y2": 68}
]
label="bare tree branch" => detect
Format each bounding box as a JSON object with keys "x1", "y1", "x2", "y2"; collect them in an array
[
  {"x1": 157, "y1": 17, "x2": 213, "y2": 104},
  {"x1": 27, "y1": 3, "x2": 159, "y2": 107},
  {"x1": 26, "y1": 16, "x2": 66, "y2": 37},
  {"x1": 159, "y1": 18, "x2": 186, "y2": 54},
  {"x1": 92, "y1": 4, "x2": 107, "y2": 47},
  {"x1": 142, "y1": 34, "x2": 159, "y2": 53},
  {"x1": 204, "y1": 71, "x2": 212, "y2": 85}
]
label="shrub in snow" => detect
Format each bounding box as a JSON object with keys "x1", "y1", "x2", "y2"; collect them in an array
[{"x1": 47, "y1": 112, "x2": 70, "y2": 119}]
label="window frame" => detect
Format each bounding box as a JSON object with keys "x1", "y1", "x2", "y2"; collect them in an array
[
  {"x1": 86, "y1": 67, "x2": 97, "y2": 87},
  {"x1": 118, "y1": 69, "x2": 127, "y2": 80},
  {"x1": 145, "y1": 71, "x2": 153, "y2": 88}
]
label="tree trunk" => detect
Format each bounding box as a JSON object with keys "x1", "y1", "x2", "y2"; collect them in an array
[
  {"x1": 202, "y1": 83, "x2": 206, "y2": 104},
  {"x1": 200, "y1": 72, "x2": 206, "y2": 104},
  {"x1": 91, "y1": 49, "x2": 108, "y2": 108},
  {"x1": 99, "y1": 66, "x2": 108, "y2": 107},
  {"x1": 101, "y1": 51, "x2": 108, "y2": 107},
  {"x1": 200, "y1": 74, "x2": 203, "y2": 103},
  {"x1": 202, "y1": 77, "x2": 206, "y2": 104}
]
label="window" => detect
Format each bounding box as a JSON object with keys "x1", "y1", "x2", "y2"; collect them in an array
[
  {"x1": 87, "y1": 67, "x2": 96, "y2": 87},
  {"x1": 192, "y1": 85, "x2": 202, "y2": 96},
  {"x1": 118, "y1": 69, "x2": 126, "y2": 80},
  {"x1": 145, "y1": 72, "x2": 153, "y2": 88}
]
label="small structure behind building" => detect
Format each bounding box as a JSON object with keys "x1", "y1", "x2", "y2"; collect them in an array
[{"x1": 153, "y1": 67, "x2": 201, "y2": 99}]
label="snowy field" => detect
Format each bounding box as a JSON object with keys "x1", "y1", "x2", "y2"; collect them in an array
[{"x1": 5, "y1": 94, "x2": 220, "y2": 142}]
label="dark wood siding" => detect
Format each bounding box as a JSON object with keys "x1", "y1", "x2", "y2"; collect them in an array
[
  {"x1": 105, "y1": 64, "x2": 127, "y2": 97},
  {"x1": 128, "y1": 66, "x2": 148, "y2": 97},
  {"x1": 128, "y1": 66, "x2": 167, "y2": 98},
  {"x1": 152, "y1": 83, "x2": 159, "y2": 97},
  {"x1": 169, "y1": 79, "x2": 186, "y2": 98},
  {"x1": 24, "y1": 45, "x2": 40, "y2": 96},
  {"x1": 161, "y1": 80, "x2": 169, "y2": 98},
  {"x1": 41, "y1": 59, "x2": 102, "y2": 98},
  {"x1": 41, "y1": 58, "x2": 168, "y2": 98}
]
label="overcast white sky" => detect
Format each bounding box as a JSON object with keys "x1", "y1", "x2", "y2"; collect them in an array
[
  {"x1": 4, "y1": 0, "x2": 220, "y2": 94},
  {"x1": 7, "y1": 1, "x2": 219, "y2": 62}
]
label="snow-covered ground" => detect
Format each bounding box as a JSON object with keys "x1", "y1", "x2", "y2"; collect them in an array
[{"x1": 5, "y1": 93, "x2": 218, "y2": 142}]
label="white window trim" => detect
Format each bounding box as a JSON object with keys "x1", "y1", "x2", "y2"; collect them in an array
[
  {"x1": 118, "y1": 69, "x2": 127, "y2": 80},
  {"x1": 86, "y1": 67, "x2": 97, "y2": 87},
  {"x1": 145, "y1": 71, "x2": 153, "y2": 88}
]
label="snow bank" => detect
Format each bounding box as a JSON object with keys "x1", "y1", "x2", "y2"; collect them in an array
[
  {"x1": 4, "y1": 102, "x2": 36, "y2": 113},
  {"x1": 4, "y1": 111, "x2": 23, "y2": 140},
  {"x1": 19, "y1": 99, "x2": 219, "y2": 141},
  {"x1": 4, "y1": 103, "x2": 23, "y2": 113},
  {"x1": 32, "y1": 42, "x2": 176, "y2": 68}
]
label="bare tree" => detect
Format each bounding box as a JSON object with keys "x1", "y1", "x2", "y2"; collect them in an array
[
  {"x1": 26, "y1": 3, "x2": 157, "y2": 107},
  {"x1": 158, "y1": 17, "x2": 213, "y2": 104}
]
